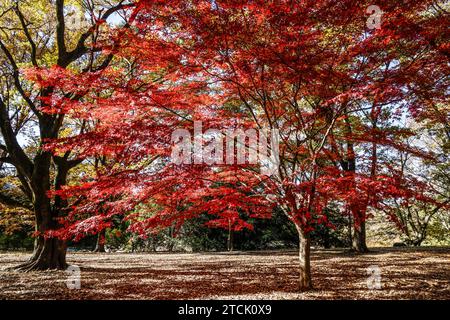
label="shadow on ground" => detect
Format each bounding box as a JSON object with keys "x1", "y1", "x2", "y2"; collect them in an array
[{"x1": 0, "y1": 248, "x2": 449, "y2": 299}]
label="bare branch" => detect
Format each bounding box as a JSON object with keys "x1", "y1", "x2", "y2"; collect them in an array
[{"x1": 14, "y1": 4, "x2": 38, "y2": 67}]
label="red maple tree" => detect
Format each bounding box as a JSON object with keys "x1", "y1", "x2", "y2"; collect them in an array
[{"x1": 28, "y1": 0, "x2": 448, "y2": 290}]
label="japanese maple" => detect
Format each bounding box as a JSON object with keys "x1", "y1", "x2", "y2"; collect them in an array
[{"x1": 31, "y1": 0, "x2": 449, "y2": 290}]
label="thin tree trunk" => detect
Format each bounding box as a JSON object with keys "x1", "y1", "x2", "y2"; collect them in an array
[
  {"x1": 227, "y1": 221, "x2": 234, "y2": 252},
  {"x1": 352, "y1": 214, "x2": 369, "y2": 253},
  {"x1": 348, "y1": 213, "x2": 353, "y2": 249},
  {"x1": 94, "y1": 229, "x2": 106, "y2": 253},
  {"x1": 298, "y1": 229, "x2": 312, "y2": 291},
  {"x1": 343, "y1": 110, "x2": 369, "y2": 253}
]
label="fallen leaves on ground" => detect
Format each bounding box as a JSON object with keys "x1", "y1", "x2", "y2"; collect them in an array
[{"x1": 0, "y1": 247, "x2": 449, "y2": 300}]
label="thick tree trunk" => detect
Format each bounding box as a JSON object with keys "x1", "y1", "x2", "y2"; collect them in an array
[
  {"x1": 352, "y1": 218, "x2": 369, "y2": 253},
  {"x1": 94, "y1": 229, "x2": 106, "y2": 253},
  {"x1": 12, "y1": 150, "x2": 69, "y2": 271},
  {"x1": 298, "y1": 230, "x2": 312, "y2": 291},
  {"x1": 1, "y1": 0, "x2": 121, "y2": 272},
  {"x1": 15, "y1": 237, "x2": 67, "y2": 271},
  {"x1": 12, "y1": 209, "x2": 68, "y2": 271}
]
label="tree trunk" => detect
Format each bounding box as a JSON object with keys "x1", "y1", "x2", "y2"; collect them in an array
[
  {"x1": 94, "y1": 229, "x2": 106, "y2": 253},
  {"x1": 17, "y1": 237, "x2": 67, "y2": 271},
  {"x1": 352, "y1": 216, "x2": 369, "y2": 253},
  {"x1": 9, "y1": 172, "x2": 69, "y2": 271},
  {"x1": 348, "y1": 213, "x2": 353, "y2": 249},
  {"x1": 227, "y1": 224, "x2": 234, "y2": 252},
  {"x1": 12, "y1": 150, "x2": 69, "y2": 271},
  {"x1": 408, "y1": 236, "x2": 424, "y2": 247},
  {"x1": 0, "y1": 0, "x2": 122, "y2": 272},
  {"x1": 13, "y1": 218, "x2": 67, "y2": 271},
  {"x1": 342, "y1": 113, "x2": 369, "y2": 254},
  {"x1": 298, "y1": 230, "x2": 312, "y2": 291}
]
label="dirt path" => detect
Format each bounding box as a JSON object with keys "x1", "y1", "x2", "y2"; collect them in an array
[{"x1": 0, "y1": 248, "x2": 449, "y2": 299}]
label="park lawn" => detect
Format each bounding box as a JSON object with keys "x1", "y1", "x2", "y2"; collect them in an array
[{"x1": 0, "y1": 247, "x2": 449, "y2": 300}]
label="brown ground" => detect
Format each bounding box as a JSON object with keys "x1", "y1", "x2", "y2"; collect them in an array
[{"x1": 0, "y1": 247, "x2": 449, "y2": 300}]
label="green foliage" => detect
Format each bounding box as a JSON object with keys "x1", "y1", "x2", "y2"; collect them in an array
[
  {"x1": 0, "y1": 218, "x2": 34, "y2": 250},
  {"x1": 310, "y1": 208, "x2": 351, "y2": 249}
]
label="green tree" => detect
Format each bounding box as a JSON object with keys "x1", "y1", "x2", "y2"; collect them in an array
[{"x1": 0, "y1": 0, "x2": 133, "y2": 270}]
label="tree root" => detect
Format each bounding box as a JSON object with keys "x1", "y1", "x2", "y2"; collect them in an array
[{"x1": 8, "y1": 260, "x2": 68, "y2": 272}]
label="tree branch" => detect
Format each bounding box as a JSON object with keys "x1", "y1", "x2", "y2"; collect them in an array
[
  {"x1": 0, "y1": 96, "x2": 33, "y2": 179},
  {"x1": 63, "y1": 1, "x2": 135, "y2": 67},
  {"x1": 56, "y1": 0, "x2": 67, "y2": 65},
  {"x1": 14, "y1": 4, "x2": 38, "y2": 67},
  {"x1": 0, "y1": 39, "x2": 40, "y2": 116}
]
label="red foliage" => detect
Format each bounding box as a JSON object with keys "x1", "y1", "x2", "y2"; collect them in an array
[{"x1": 27, "y1": 0, "x2": 448, "y2": 241}]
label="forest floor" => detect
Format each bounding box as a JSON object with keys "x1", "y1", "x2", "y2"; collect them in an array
[{"x1": 0, "y1": 247, "x2": 449, "y2": 300}]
